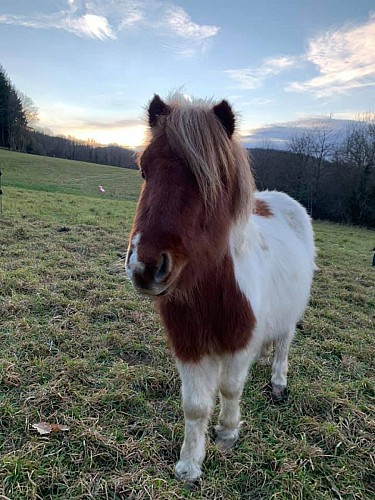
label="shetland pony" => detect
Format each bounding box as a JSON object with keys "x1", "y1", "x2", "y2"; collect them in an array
[{"x1": 126, "y1": 94, "x2": 315, "y2": 482}]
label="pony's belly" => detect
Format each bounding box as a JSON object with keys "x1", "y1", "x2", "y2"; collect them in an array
[{"x1": 231, "y1": 250, "x2": 313, "y2": 339}]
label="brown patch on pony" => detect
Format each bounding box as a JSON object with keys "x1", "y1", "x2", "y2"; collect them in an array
[
  {"x1": 157, "y1": 254, "x2": 255, "y2": 362},
  {"x1": 255, "y1": 199, "x2": 273, "y2": 217}
]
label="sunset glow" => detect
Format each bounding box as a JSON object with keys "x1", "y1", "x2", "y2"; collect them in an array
[{"x1": 70, "y1": 125, "x2": 148, "y2": 149}]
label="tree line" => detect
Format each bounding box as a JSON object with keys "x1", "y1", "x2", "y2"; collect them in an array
[
  {"x1": 250, "y1": 115, "x2": 375, "y2": 227},
  {"x1": 29, "y1": 131, "x2": 136, "y2": 169},
  {"x1": 1, "y1": 64, "x2": 374, "y2": 226}
]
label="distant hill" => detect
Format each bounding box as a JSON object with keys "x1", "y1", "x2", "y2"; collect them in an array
[
  {"x1": 242, "y1": 117, "x2": 356, "y2": 149},
  {"x1": 0, "y1": 148, "x2": 141, "y2": 202}
]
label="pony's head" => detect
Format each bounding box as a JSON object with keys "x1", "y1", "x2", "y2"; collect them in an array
[{"x1": 126, "y1": 94, "x2": 255, "y2": 296}]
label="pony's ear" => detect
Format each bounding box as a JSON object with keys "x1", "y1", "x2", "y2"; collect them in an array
[
  {"x1": 148, "y1": 95, "x2": 170, "y2": 127},
  {"x1": 213, "y1": 100, "x2": 235, "y2": 138}
]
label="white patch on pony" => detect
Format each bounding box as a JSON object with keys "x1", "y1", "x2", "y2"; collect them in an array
[
  {"x1": 230, "y1": 190, "x2": 315, "y2": 344},
  {"x1": 230, "y1": 191, "x2": 315, "y2": 393},
  {"x1": 126, "y1": 232, "x2": 144, "y2": 279}
]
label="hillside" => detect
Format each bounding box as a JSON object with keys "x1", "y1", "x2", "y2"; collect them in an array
[
  {"x1": 0, "y1": 149, "x2": 142, "y2": 202},
  {"x1": 0, "y1": 150, "x2": 374, "y2": 499}
]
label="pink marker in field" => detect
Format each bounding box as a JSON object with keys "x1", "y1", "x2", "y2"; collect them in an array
[{"x1": 98, "y1": 185, "x2": 106, "y2": 193}]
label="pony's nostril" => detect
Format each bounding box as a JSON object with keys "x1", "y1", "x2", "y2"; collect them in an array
[
  {"x1": 155, "y1": 252, "x2": 171, "y2": 283},
  {"x1": 126, "y1": 247, "x2": 133, "y2": 265}
]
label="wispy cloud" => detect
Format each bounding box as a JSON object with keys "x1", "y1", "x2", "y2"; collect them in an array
[
  {"x1": 225, "y1": 14, "x2": 375, "y2": 98},
  {"x1": 240, "y1": 117, "x2": 356, "y2": 149},
  {"x1": 225, "y1": 56, "x2": 299, "y2": 90},
  {"x1": 65, "y1": 14, "x2": 115, "y2": 40},
  {"x1": 287, "y1": 14, "x2": 375, "y2": 97},
  {"x1": 166, "y1": 6, "x2": 219, "y2": 41},
  {"x1": 38, "y1": 102, "x2": 146, "y2": 146},
  {"x1": 162, "y1": 5, "x2": 219, "y2": 57},
  {"x1": 85, "y1": 0, "x2": 145, "y2": 29},
  {"x1": 0, "y1": 10, "x2": 115, "y2": 40},
  {"x1": 84, "y1": 118, "x2": 144, "y2": 129},
  {"x1": 0, "y1": 0, "x2": 219, "y2": 54}
]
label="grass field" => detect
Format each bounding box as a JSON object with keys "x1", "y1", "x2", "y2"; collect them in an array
[{"x1": 0, "y1": 149, "x2": 374, "y2": 499}]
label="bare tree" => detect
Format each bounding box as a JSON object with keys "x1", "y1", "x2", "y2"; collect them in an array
[
  {"x1": 18, "y1": 92, "x2": 39, "y2": 125},
  {"x1": 287, "y1": 115, "x2": 337, "y2": 215},
  {"x1": 337, "y1": 114, "x2": 375, "y2": 223}
]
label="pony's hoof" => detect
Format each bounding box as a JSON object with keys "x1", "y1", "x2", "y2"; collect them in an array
[
  {"x1": 215, "y1": 435, "x2": 238, "y2": 451},
  {"x1": 215, "y1": 427, "x2": 239, "y2": 451},
  {"x1": 175, "y1": 460, "x2": 202, "y2": 483},
  {"x1": 271, "y1": 384, "x2": 289, "y2": 403}
]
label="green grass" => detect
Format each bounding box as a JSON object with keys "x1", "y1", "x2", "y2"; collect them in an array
[
  {"x1": 0, "y1": 150, "x2": 374, "y2": 499},
  {"x1": 0, "y1": 149, "x2": 142, "y2": 201}
]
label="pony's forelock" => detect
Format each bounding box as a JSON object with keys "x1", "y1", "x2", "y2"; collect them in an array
[{"x1": 140, "y1": 93, "x2": 255, "y2": 219}]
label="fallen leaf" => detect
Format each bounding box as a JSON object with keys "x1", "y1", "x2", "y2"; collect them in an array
[
  {"x1": 50, "y1": 423, "x2": 70, "y2": 432},
  {"x1": 32, "y1": 422, "x2": 70, "y2": 435}
]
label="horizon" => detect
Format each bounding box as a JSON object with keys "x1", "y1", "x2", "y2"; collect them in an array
[{"x1": 1, "y1": 0, "x2": 374, "y2": 148}]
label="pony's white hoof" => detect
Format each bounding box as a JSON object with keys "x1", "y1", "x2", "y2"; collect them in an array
[
  {"x1": 175, "y1": 460, "x2": 202, "y2": 482},
  {"x1": 215, "y1": 427, "x2": 239, "y2": 451}
]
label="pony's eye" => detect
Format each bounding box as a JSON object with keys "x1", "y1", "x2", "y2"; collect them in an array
[{"x1": 140, "y1": 169, "x2": 146, "y2": 180}]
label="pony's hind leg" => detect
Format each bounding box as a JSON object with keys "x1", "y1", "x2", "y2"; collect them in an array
[
  {"x1": 271, "y1": 331, "x2": 294, "y2": 401},
  {"x1": 258, "y1": 341, "x2": 273, "y2": 365},
  {"x1": 216, "y1": 349, "x2": 256, "y2": 450},
  {"x1": 175, "y1": 356, "x2": 220, "y2": 482}
]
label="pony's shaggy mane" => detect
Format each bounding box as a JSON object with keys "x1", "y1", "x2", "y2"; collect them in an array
[{"x1": 141, "y1": 93, "x2": 255, "y2": 220}]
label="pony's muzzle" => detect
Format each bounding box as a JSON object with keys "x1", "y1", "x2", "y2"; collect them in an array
[{"x1": 126, "y1": 249, "x2": 172, "y2": 296}]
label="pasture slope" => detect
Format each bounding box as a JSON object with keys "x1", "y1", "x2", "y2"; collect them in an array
[{"x1": 0, "y1": 149, "x2": 374, "y2": 500}]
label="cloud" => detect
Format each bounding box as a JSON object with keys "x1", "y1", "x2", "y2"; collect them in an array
[
  {"x1": 0, "y1": 10, "x2": 115, "y2": 40},
  {"x1": 287, "y1": 14, "x2": 375, "y2": 97},
  {"x1": 225, "y1": 14, "x2": 375, "y2": 98},
  {"x1": 85, "y1": 0, "x2": 145, "y2": 29},
  {"x1": 160, "y1": 5, "x2": 219, "y2": 57},
  {"x1": 225, "y1": 56, "x2": 299, "y2": 89},
  {"x1": 83, "y1": 118, "x2": 144, "y2": 129},
  {"x1": 64, "y1": 14, "x2": 115, "y2": 40},
  {"x1": 0, "y1": 1, "x2": 219, "y2": 54},
  {"x1": 37, "y1": 103, "x2": 147, "y2": 147},
  {"x1": 165, "y1": 6, "x2": 219, "y2": 41},
  {"x1": 240, "y1": 117, "x2": 356, "y2": 149}
]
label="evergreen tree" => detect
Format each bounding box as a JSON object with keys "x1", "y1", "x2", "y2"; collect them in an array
[
  {"x1": 0, "y1": 65, "x2": 11, "y2": 147},
  {"x1": 0, "y1": 64, "x2": 28, "y2": 151}
]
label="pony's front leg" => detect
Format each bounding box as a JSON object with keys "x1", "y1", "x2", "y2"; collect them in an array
[
  {"x1": 175, "y1": 357, "x2": 220, "y2": 482},
  {"x1": 216, "y1": 349, "x2": 256, "y2": 450}
]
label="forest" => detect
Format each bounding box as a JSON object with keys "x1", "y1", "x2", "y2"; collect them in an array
[{"x1": 1, "y1": 64, "x2": 374, "y2": 227}]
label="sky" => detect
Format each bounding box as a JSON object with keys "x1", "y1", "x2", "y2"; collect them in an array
[{"x1": 0, "y1": 0, "x2": 374, "y2": 148}]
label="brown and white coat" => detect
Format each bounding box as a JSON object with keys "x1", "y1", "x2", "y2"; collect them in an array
[{"x1": 126, "y1": 94, "x2": 315, "y2": 482}]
